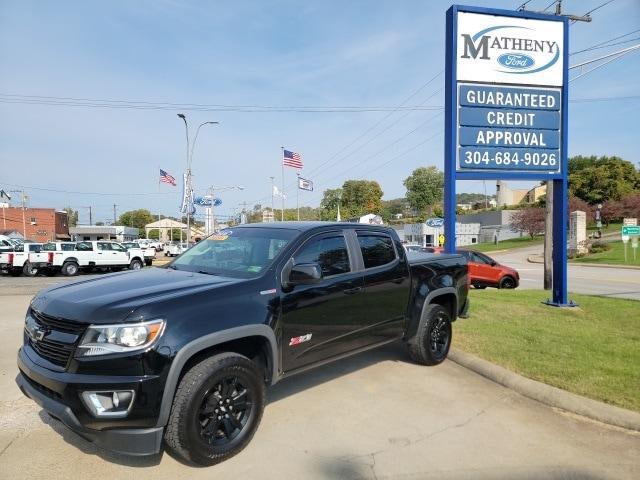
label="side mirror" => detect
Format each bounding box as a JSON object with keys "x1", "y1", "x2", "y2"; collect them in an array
[
  {"x1": 490, "y1": 260, "x2": 497, "y2": 266},
  {"x1": 288, "y1": 263, "x2": 322, "y2": 286}
]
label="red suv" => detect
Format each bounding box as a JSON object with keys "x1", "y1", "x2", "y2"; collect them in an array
[{"x1": 421, "y1": 247, "x2": 519, "y2": 289}]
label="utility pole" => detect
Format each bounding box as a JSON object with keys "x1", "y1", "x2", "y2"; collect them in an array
[
  {"x1": 82, "y1": 206, "x2": 93, "y2": 226},
  {"x1": 113, "y1": 204, "x2": 117, "y2": 225},
  {"x1": 270, "y1": 176, "x2": 275, "y2": 220},
  {"x1": 9, "y1": 190, "x2": 27, "y2": 238},
  {"x1": 536, "y1": 0, "x2": 592, "y2": 290}
]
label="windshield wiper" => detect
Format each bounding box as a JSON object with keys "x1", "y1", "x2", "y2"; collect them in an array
[{"x1": 197, "y1": 270, "x2": 221, "y2": 276}]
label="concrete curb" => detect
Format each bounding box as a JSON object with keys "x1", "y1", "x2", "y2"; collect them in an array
[
  {"x1": 527, "y1": 255, "x2": 640, "y2": 269},
  {"x1": 448, "y1": 348, "x2": 640, "y2": 432}
]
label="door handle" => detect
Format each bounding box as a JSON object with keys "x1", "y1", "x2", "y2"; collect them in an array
[{"x1": 343, "y1": 287, "x2": 362, "y2": 295}]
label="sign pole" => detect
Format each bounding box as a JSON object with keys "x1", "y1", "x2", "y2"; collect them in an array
[{"x1": 444, "y1": 6, "x2": 457, "y2": 255}]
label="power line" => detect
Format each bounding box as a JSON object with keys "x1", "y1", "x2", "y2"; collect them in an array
[
  {"x1": 583, "y1": 0, "x2": 616, "y2": 17},
  {"x1": 0, "y1": 93, "x2": 442, "y2": 113},
  {"x1": 570, "y1": 28, "x2": 640, "y2": 55},
  {"x1": 571, "y1": 36, "x2": 640, "y2": 55},
  {"x1": 542, "y1": 1, "x2": 558, "y2": 13},
  {"x1": 517, "y1": 0, "x2": 536, "y2": 11},
  {"x1": 0, "y1": 181, "x2": 177, "y2": 196}
]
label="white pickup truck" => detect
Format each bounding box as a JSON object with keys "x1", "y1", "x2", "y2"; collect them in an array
[
  {"x1": 28, "y1": 241, "x2": 77, "y2": 276},
  {"x1": 46, "y1": 240, "x2": 146, "y2": 276},
  {"x1": 0, "y1": 242, "x2": 44, "y2": 276},
  {"x1": 121, "y1": 241, "x2": 156, "y2": 266}
]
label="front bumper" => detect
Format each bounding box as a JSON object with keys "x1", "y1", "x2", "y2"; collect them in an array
[{"x1": 16, "y1": 347, "x2": 164, "y2": 456}]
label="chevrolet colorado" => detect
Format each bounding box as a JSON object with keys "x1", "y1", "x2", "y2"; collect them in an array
[{"x1": 16, "y1": 222, "x2": 468, "y2": 465}]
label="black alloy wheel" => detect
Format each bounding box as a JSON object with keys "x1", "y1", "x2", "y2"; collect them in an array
[
  {"x1": 428, "y1": 312, "x2": 451, "y2": 362},
  {"x1": 197, "y1": 376, "x2": 253, "y2": 446},
  {"x1": 499, "y1": 276, "x2": 517, "y2": 289}
]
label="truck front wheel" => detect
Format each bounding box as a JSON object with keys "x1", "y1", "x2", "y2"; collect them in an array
[
  {"x1": 408, "y1": 304, "x2": 452, "y2": 366},
  {"x1": 164, "y1": 352, "x2": 265, "y2": 466}
]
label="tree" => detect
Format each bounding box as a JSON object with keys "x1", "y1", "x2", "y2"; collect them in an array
[
  {"x1": 319, "y1": 188, "x2": 343, "y2": 220},
  {"x1": 403, "y1": 167, "x2": 444, "y2": 216},
  {"x1": 510, "y1": 207, "x2": 545, "y2": 238},
  {"x1": 380, "y1": 198, "x2": 409, "y2": 221},
  {"x1": 148, "y1": 229, "x2": 160, "y2": 240},
  {"x1": 341, "y1": 180, "x2": 383, "y2": 217},
  {"x1": 118, "y1": 209, "x2": 155, "y2": 230},
  {"x1": 568, "y1": 155, "x2": 640, "y2": 204},
  {"x1": 63, "y1": 207, "x2": 79, "y2": 227}
]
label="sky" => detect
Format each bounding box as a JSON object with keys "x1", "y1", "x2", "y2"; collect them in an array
[{"x1": 1, "y1": 0, "x2": 639, "y2": 225}]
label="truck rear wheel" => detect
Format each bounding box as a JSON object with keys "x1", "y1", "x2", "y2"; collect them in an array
[
  {"x1": 61, "y1": 261, "x2": 79, "y2": 276},
  {"x1": 408, "y1": 304, "x2": 452, "y2": 366},
  {"x1": 164, "y1": 352, "x2": 265, "y2": 466},
  {"x1": 23, "y1": 262, "x2": 37, "y2": 276}
]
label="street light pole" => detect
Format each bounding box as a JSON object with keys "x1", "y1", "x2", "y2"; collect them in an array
[
  {"x1": 206, "y1": 185, "x2": 244, "y2": 234},
  {"x1": 177, "y1": 114, "x2": 218, "y2": 244}
]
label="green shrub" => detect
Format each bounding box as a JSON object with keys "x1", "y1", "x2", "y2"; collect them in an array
[{"x1": 590, "y1": 242, "x2": 611, "y2": 253}]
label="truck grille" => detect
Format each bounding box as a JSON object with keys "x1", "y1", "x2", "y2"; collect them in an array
[
  {"x1": 29, "y1": 338, "x2": 76, "y2": 367},
  {"x1": 30, "y1": 309, "x2": 87, "y2": 335},
  {"x1": 28, "y1": 309, "x2": 87, "y2": 367}
]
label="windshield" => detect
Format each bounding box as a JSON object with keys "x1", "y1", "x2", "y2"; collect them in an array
[{"x1": 169, "y1": 227, "x2": 295, "y2": 278}]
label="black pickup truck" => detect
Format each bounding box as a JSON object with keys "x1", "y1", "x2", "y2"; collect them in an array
[{"x1": 16, "y1": 222, "x2": 468, "y2": 465}]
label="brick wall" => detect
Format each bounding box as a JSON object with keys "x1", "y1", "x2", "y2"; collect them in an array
[{"x1": 0, "y1": 207, "x2": 69, "y2": 242}]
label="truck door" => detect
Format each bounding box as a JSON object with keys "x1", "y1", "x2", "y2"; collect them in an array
[
  {"x1": 355, "y1": 231, "x2": 409, "y2": 343},
  {"x1": 110, "y1": 242, "x2": 130, "y2": 265},
  {"x1": 280, "y1": 231, "x2": 365, "y2": 372},
  {"x1": 96, "y1": 242, "x2": 116, "y2": 265}
]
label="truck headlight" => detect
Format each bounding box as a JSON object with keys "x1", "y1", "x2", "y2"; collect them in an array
[{"x1": 77, "y1": 319, "x2": 165, "y2": 357}]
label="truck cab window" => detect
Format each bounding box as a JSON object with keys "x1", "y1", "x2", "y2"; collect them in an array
[
  {"x1": 357, "y1": 234, "x2": 396, "y2": 269},
  {"x1": 294, "y1": 235, "x2": 350, "y2": 277}
]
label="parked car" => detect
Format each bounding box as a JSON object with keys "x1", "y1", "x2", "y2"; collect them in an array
[
  {"x1": 121, "y1": 241, "x2": 156, "y2": 266},
  {"x1": 43, "y1": 240, "x2": 146, "y2": 276},
  {"x1": 0, "y1": 242, "x2": 43, "y2": 276},
  {"x1": 421, "y1": 247, "x2": 519, "y2": 289},
  {"x1": 16, "y1": 222, "x2": 469, "y2": 465},
  {"x1": 28, "y1": 242, "x2": 77, "y2": 276},
  {"x1": 165, "y1": 242, "x2": 190, "y2": 257}
]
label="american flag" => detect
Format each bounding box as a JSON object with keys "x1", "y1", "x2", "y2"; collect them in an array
[
  {"x1": 283, "y1": 149, "x2": 303, "y2": 169},
  {"x1": 159, "y1": 168, "x2": 177, "y2": 186}
]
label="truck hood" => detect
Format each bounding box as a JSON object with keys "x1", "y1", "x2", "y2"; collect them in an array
[{"x1": 30, "y1": 267, "x2": 244, "y2": 324}]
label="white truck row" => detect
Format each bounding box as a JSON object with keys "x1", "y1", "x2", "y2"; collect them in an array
[{"x1": 0, "y1": 237, "x2": 157, "y2": 277}]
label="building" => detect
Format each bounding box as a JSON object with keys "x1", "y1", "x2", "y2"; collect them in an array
[
  {"x1": 458, "y1": 210, "x2": 524, "y2": 242},
  {"x1": 404, "y1": 222, "x2": 480, "y2": 247},
  {"x1": 496, "y1": 181, "x2": 546, "y2": 207},
  {"x1": 0, "y1": 207, "x2": 69, "y2": 242},
  {"x1": 70, "y1": 225, "x2": 139, "y2": 242},
  {"x1": 144, "y1": 218, "x2": 205, "y2": 243}
]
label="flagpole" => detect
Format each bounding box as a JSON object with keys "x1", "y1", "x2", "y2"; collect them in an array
[
  {"x1": 270, "y1": 176, "x2": 275, "y2": 221},
  {"x1": 281, "y1": 146, "x2": 285, "y2": 221},
  {"x1": 296, "y1": 173, "x2": 300, "y2": 221}
]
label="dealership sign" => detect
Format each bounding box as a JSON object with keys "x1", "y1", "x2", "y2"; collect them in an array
[
  {"x1": 454, "y1": 11, "x2": 565, "y2": 175},
  {"x1": 444, "y1": 5, "x2": 571, "y2": 306}
]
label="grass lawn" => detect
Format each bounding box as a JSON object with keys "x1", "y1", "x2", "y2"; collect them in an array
[
  {"x1": 572, "y1": 241, "x2": 640, "y2": 266},
  {"x1": 473, "y1": 236, "x2": 543, "y2": 252},
  {"x1": 454, "y1": 289, "x2": 640, "y2": 411}
]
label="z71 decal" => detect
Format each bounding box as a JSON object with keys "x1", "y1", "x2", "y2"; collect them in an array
[{"x1": 289, "y1": 334, "x2": 312, "y2": 346}]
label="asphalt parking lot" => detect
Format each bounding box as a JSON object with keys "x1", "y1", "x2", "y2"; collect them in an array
[{"x1": 1, "y1": 278, "x2": 638, "y2": 479}]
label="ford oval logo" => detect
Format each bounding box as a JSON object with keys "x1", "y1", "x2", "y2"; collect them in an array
[
  {"x1": 426, "y1": 218, "x2": 445, "y2": 228},
  {"x1": 497, "y1": 53, "x2": 535, "y2": 70}
]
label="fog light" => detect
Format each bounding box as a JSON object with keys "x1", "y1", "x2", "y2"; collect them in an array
[{"x1": 81, "y1": 390, "x2": 135, "y2": 418}]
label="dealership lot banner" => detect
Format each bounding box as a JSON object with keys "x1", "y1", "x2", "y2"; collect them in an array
[{"x1": 444, "y1": 5, "x2": 571, "y2": 305}]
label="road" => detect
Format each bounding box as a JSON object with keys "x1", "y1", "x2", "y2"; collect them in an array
[
  {"x1": 490, "y1": 245, "x2": 640, "y2": 300},
  {"x1": 1, "y1": 291, "x2": 639, "y2": 479}
]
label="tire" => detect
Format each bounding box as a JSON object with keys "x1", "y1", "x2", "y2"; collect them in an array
[
  {"x1": 61, "y1": 262, "x2": 79, "y2": 276},
  {"x1": 499, "y1": 276, "x2": 517, "y2": 289},
  {"x1": 408, "y1": 304, "x2": 452, "y2": 366},
  {"x1": 145, "y1": 259, "x2": 153, "y2": 267},
  {"x1": 23, "y1": 262, "x2": 37, "y2": 276},
  {"x1": 164, "y1": 352, "x2": 266, "y2": 466},
  {"x1": 129, "y1": 259, "x2": 143, "y2": 270}
]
